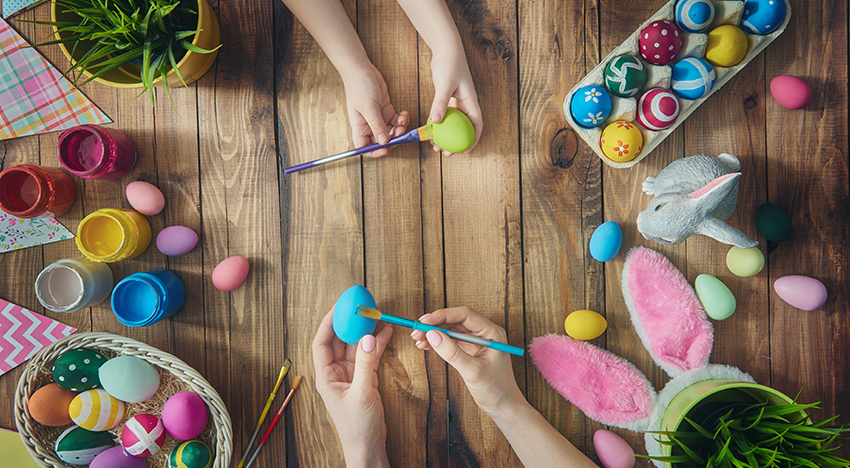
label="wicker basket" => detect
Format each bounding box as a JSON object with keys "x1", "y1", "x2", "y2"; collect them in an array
[{"x1": 14, "y1": 332, "x2": 232, "y2": 468}]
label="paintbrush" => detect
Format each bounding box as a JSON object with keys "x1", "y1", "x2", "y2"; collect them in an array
[
  {"x1": 236, "y1": 359, "x2": 292, "y2": 468},
  {"x1": 244, "y1": 376, "x2": 303, "y2": 468},
  {"x1": 355, "y1": 305, "x2": 525, "y2": 356}
]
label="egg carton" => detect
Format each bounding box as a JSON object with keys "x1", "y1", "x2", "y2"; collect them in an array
[{"x1": 564, "y1": 0, "x2": 791, "y2": 168}]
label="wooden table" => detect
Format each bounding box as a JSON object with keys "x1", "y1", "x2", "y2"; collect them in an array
[{"x1": 1, "y1": 1, "x2": 847, "y2": 466}]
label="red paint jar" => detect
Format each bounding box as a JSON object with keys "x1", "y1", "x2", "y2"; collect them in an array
[
  {"x1": 57, "y1": 125, "x2": 136, "y2": 180},
  {"x1": 0, "y1": 165, "x2": 75, "y2": 218}
]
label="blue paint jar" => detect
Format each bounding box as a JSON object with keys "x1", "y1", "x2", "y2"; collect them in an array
[{"x1": 111, "y1": 270, "x2": 185, "y2": 327}]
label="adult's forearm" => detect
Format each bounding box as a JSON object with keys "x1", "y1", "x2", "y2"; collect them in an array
[{"x1": 394, "y1": 0, "x2": 465, "y2": 55}]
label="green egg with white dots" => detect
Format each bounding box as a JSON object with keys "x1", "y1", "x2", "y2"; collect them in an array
[
  {"x1": 430, "y1": 108, "x2": 475, "y2": 153},
  {"x1": 52, "y1": 348, "x2": 107, "y2": 392}
]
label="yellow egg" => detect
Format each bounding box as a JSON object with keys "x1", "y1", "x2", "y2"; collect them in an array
[
  {"x1": 706, "y1": 25, "x2": 749, "y2": 67},
  {"x1": 726, "y1": 246, "x2": 765, "y2": 277},
  {"x1": 68, "y1": 388, "x2": 125, "y2": 431},
  {"x1": 600, "y1": 121, "x2": 643, "y2": 162},
  {"x1": 564, "y1": 310, "x2": 608, "y2": 340}
]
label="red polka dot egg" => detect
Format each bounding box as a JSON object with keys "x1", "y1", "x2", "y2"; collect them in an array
[
  {"x1": 639, "y1": 20, "x2": 682, "y2": 65},
  {"x1": 638, "y1": 88, "x2": 680, "y2": 131},
  {"x1": 122, "y1": 414, "x2": 166, "y2": 457}
]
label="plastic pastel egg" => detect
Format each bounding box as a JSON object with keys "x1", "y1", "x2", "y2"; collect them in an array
[
  {"x1": 99, "y1": 355, "x2": 160, "y2": 403},
  {"x1": 55, "y1": 426, "x2": 114, "y2": 465},
  {"x1": 157, "y1": 226, "x2": 200, "y2": 256},
  {"x1": 671, "y1": 57, "x2": 716, "y2": 100},
  {"x1": 212, "y1": 255, "x2": 250, "y2": 291},
  {"x1": 570, "y1": 85, "x2": 613, "y2": 128},
  {"x1": 333, "y1": 285, "x2": 378, "y2": 345},
  {"x1": 91, "y1": 446, "x2": 146, "y2": 468},
  {"x1": 676, "y1": 0, "x2": 715, "y2": 33},
  {"x1": 705, "y1": 25, "x2": 749, "y2": 68},
  {"x1": 770, "y1": 75, "x2": 812, "y2": 110},
  {"x1": 637, "y1": 88, "x2": 680, "y2": 131},
  {"x1": 589, "y1": 221, "x2": 622, "y2": 262},
  {"x1": 741, "y1": 0, "x2": 787, "y2": 35},
  {"x1": 52, "y1": 348, "x2": 107, "y2": 392},
  {"x1": 603, "y1": 55, "x2": 647, "y2": 98},
  {"x1": 774, "y1": 275, "x2": 828, "y2": 311},
  {"x1": 565, "y1": 310, "x2": 607, "y2": 340},
  {"x1": 600, "y1": 121, "x2": 643, "y2": 163},
  {"x1": 593, "y1": 429, "x2": 635, "y2": 468},
  {"x1": 170, "y1": 440, "x2": 213, "y2": 468},
  {"x1": 726, "y1": 246, "x2": 765, "y2": 277},
  {"x1": 695, "y1": 274, "x2": 737, "y2": 320},
  {"x1": 69, "y1": 388, "x2": 126, "y2": 431},
  {"x1": 756, "y1": 203, "x2": 792, "y2": 242},
  {"x1": 28, "y1": 383, "x2": 76, "y2": 426},
  {"x1": 162, "y1": 392, "x2": 209, "y2": 441},
  {"x1": 122, "y1": 414, "x2": 166, "y2": 457},
  {"x1": 126, "y1": 181, "x2": 165, "y2": 216},
  {"x1": 430, "y1": 107, "x2": 475, "y2": 153},
  {"x1": 638, "y1": 20, "x2": 682, "y2": 65}
]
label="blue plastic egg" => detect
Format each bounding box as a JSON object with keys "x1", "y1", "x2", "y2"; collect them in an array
[
  {"x1": 676, "y1": 0, "x2": 715, "y2": 33},
  {"x1": 570, "y1": 85, "x2": 613, "y2": 128},
  {"x1": 671, "y1": 57, "x2": 716, "y2": 99},
  {"x1": 741, "y1": 0, "x2": 786, "y2": 35},
  {"x1": 333, "y1": 285, "x2": 378, "y2": 345},
  {"x1": 589, "y1": 221, "x2": 622, "y2": 262}
]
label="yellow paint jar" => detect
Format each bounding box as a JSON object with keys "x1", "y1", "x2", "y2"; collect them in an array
[{"x1": 76, "y1": 208, "x2": 151, "y2": 262}]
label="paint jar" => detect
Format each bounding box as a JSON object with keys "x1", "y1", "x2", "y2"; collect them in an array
[
  {"x1": 57, "y1": 125, "x2": 136, "y2": 180},
  {"x1": 0, "y1": 164, "x2": 75, "y2": 218},
  {"x1": 76, "y1": 208, "x2": 151, "y2": 262},
  {"x1": 35, "y1": 258, "x2": 113, "y2": 313},
  {"x1": 111, "y1": 270, "x2": 185, "y2": 327}
]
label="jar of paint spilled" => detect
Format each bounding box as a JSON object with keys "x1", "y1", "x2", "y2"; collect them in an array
[
  {"x1": 76, "y1": 208, "x2": 151, "y2": 262},
  {"x1": 35, "y1": 258, "x2": 113, "y2": 313},
  {"x1": 0, "y1": 164, "x2": 75, "y2": 218},
  {"x1": 111, "y1": 270, "x2": 185, "y2": 327},
  {"x1": 57, "y1": 125, "x2": 136, "y2": 180}
]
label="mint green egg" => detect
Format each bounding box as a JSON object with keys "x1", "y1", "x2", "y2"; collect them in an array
[
  {"x1": 695, "y1": 274, "x2": 736, "y2": 320},
  {"x1": 726, "y1": 246, "x2": 765, "y2": 277},
  {"x1": 430, "y1": 108, "x2": 475, "y2": 153}
]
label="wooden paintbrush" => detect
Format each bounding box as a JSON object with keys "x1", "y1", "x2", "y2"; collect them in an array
[
  {"x1": 236, "y1": 359, "x2": 292, "y2": 468},
  {"x1": 244, "y1": 375, "x2": 302, "y2": 468}
]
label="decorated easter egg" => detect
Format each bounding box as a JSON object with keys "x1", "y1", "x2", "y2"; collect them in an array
[
  {"x1": 695, "y1": 274, "x2": 737, "y2": 320},
  {"x1": 122, "y1": 414, "x2": 166, "y2": 457},
  {"x1": 770, "y1": 75, "x2": 812, "y2": 110},
  {"x1": 638, "y1": 20, "x2": 682, "y2": 65},
  {"x1": 756, "y1": 203, "x2": 792, "y2": 242},
  {"x1": 565, "y1": 310, "x2": 607, "y2": 340},
  {"x1": 705, "y1": 25, "x2": 749, "y2": 68},
  {"x1": 52, "y1": 348, "x2": 107, "y2": 391},
  {"x1": 589, "y1": 221, "x2": 622, "y2": 262},
  {"x1": 69, "y1": 388, "x2": 126, "y2": 431},
  {"x1": 671, "y1": 57, "x2": 716, "y2": 100},
  {"x1": 91, "y1": 446, "x2": 147, "y2": 468},
  {"x1": 28, "y1": 383, "x2": 76, "y2": 426},
  {"x1": 157, "y1": 226, "x2": 199, "y2": 256},
  {"x1": 741, "y1": 0, "x2": 787, "y2": 35},
  {"x1": 593, "y1": 429, "x2": 635, "y2": 468},
  {"x1": 675, "y1": 0, "x2": 715, "y2": 33},
  {"x1": 212, "y1": 255, "x2": 250, "y2": 291},
  {"x1": 570, "y1": 85, "x2": 613, "y2": 128},
  {"x1": 774, "y1": 275, "x2": 828, "y2": 311},
  {"x1": 334, "y1": 285, "x2": 378, "y2": 345},
  {"x1": 55, "y1": 425, "x2": 114, "y2": 465},
  {"x1": 600, "y1": 121, "x2": 643, "y2": 163},
  {"x1": 162, "y1": 391, "x2": 209, "y2": 441},
  {"x1": 430, "y1": 107, "x2": 475, "y2": 153},
  {"x1": 99, "y1": 355, "x2": 160, "y2": 403},
  {"x1": 170, "y1": 440, "x2": 213, "y2": 468},
  {"x1": 126, "y1": 181, "x2": 165, "y2": 216},
  {"x1": 603, "y1": 55, "x2": 647, "y2": 98},
  {"x1": 726, "y1": 246, "x2": 765, "y2": 277},
  {"x1": 637, "y1": 88, "x2": 680, "y2": 131}
]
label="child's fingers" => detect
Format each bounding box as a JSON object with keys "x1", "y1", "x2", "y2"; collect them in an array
[{"x1": 421, "y1": 307, "x2": 507, "y2": 343}]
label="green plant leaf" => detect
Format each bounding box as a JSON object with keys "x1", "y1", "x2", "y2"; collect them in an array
[{"x1": 179, "y1": 39, "x2": 221, "y2": 54}]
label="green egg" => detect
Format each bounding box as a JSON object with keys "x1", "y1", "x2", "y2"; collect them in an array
[
  {"x1": 726, "y1": 246, "x2": 765, "y2": 277},
  {"x1": 756, "y1": 203, "x2": 792, "y2": 242},
  {"x1": 54, "y1": 426, "x2": 114, "y2": 465},
  {"x1": 170, "y1": 440, "x2": 212, "y2": 468},
  {"x1": 430, "y1": 108, "x2": 475, "y2": 153},
  {"x1": 695, "y1": 274, "x2": 736, "y2": 320},
  {"x1": 52, "y1": 348, "x2": 107, "y2": 392}
]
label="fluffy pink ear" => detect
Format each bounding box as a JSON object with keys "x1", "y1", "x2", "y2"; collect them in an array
[{"x1": 529, "y1": 334, "x2": 655, "y2": 432}]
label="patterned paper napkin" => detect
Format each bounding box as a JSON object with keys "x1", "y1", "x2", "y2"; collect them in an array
[
  {"x1": 0, "y1": 16, "x2": 111, "y2": 140},
  {"x1": 0, "y1": 297, "x2": 76, "y2": 376},
  {"x1": 0, "y1": 210, "x2": 74, "y2": 253},
  {"x1": 2, "y1": 0, "x2": 48, "y2": 19}
]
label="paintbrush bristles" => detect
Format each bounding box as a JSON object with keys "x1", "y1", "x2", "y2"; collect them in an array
[
  {"x1": 416, "y1": 124, "x2": 434, "y2": 142},
  {"x1": 354, "y1": 305, "x2": 382, "y2": 319},
  {"x1": 291, "y1": 375, "x2": 302, "y2": 389}
]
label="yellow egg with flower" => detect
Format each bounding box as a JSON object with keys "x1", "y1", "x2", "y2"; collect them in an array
[{"x1": 600, "y1": 121, "x2": 643, "y2": 162}]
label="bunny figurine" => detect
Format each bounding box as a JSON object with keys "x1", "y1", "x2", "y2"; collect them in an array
[
  {"x1": 636, "y1": 153, "x2": 758, "y2": 248},
  {"x1": 529, "y1": 247, "x2": 756, "y2": 466}
]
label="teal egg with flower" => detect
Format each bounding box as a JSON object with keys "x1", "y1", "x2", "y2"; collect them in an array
[{"x1": 570, "y1": 85, "x2": 612, "y2": 128}]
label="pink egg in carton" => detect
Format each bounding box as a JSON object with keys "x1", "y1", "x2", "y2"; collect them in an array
[{"x1": 563, "y1": 0, "x2": 792, "y2": 168}]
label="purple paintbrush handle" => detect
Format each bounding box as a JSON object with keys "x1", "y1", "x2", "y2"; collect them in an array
[{"x1": 284, "y1": 129, "x2": 421, "y2": 175}]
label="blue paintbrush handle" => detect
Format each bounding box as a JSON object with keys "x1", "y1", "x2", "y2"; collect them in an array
[
  {"x1": 284, "y1": 129, "x2": 421, "y2": 174},
  {"x1": 378, "y1": 313, "x2": 525, "y2": 356}
]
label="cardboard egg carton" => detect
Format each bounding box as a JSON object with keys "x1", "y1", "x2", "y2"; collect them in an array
[{"x1": 563, "y1": 0, "x2": 791, "y2": 168}]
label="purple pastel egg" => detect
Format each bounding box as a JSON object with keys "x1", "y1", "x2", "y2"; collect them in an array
[
  {"x1": 90, "y1": 446, "x2": 146, "y2": 468},
  {"x1": 774, "y1": 275, "x2": 828, "y2": 311},
  {"x1": 156, "y1": 226, "x2": 199, "y2": 256}
]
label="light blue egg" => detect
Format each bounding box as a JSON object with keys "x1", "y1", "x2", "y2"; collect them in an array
[
  {"x1": 676, "y1": 0, "x2": 715, "y2": 33},
  {"x1": 589, "y1": 221, "x2": 622, "y2": 262},
  {"x1": 570, "y1": 85, "x2": 613, "y2": 128},
  {"x1": 671, "y1": 57, "x2": 716, "y2": 100},
  {"x1": 741, "y1": 0, "x2": 786, "y2": 35},
  {"x1": 695, "y1": 274, "x2": 736, "y2": 320},
  {"x1": 333, "y1": 285, "x2": 378, "y2": 344}
]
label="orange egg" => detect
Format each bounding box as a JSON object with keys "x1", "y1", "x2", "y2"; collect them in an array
[{"x1": 28, "y1": 383, "x2": 77, "y2": 426}]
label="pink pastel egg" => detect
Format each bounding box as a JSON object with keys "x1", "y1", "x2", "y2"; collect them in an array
[
  {"x1": 125, "y1": 181, "x2": 165, "y2": 216},
  {"x1": 593, "y1": 429, "x2": 635, "y2": 468},
  {"x1": 162, "y1": 391, "x2": 209, "y2": 441},
  {"x1": 770, "y1": 75, "x2": 812, "y2": 110},
  {"x1": 156, "y1": 226, "x2": 199, "y2": 256},
  {"x1": 121, "y1": 414, "x2": 166, "y2": 457},
  {"x1": 212, "y1": 255, "x2": 250, "y2": 292},
  {"x1": 90, "y1": 446, "x2": 146, "y2": 468},
  {"x1": 774, "y1": 275, "x2": 828, "y2": 311}
]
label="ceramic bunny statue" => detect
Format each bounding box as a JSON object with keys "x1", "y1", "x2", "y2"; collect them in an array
[
  {"x1": 529, "y1": 247, "x2": 755, "y2": 466},
  {"x1": 637, "y1": 153, "x2": 757, "y2": 248}
]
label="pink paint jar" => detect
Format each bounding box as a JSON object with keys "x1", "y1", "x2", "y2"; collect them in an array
[
  {"x1": 0, "y1": 164, "x2": 75, "y2": 218},
  {"x1": 57, "y1": 125, "x2": 136, "y2": 180}
]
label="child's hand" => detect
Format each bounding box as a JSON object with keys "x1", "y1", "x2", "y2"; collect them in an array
[
  {"x1": 342, "y1": 62, "x2": 410, "y2": 158},
  {"x1": 428, "y1": 50, "x2": 483, "y2": 155}
]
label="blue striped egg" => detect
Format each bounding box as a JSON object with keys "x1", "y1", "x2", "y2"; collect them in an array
[
  {"x1": 671, "y1": 57, "x2": 716, "y2": 100},
  {"x1": 570, "y1": 85, "x2": 613, "y2": 128},
  {"x1": 741, "y1": 0, "x2": 786, "y2": 35},
  {"x1": 676, "y1": 0, "x2": 715, "y2": 33}
]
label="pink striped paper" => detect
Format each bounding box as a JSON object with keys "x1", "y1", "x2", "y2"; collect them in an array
[{"x1": 0, "y1": 298, "x2": 76, "y2": 375}]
